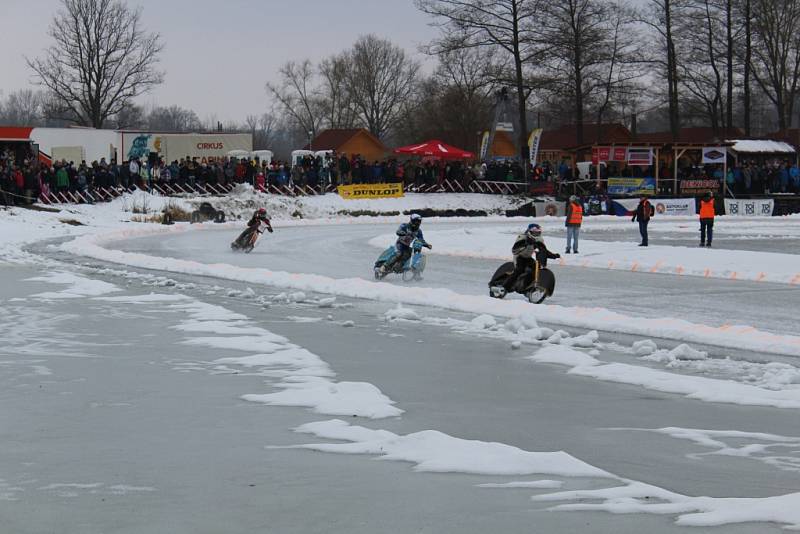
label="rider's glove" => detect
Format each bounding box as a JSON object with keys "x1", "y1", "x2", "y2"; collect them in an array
[
  {"x1": 267, "y1": 227, "x2": 274, "y2": 233},
  {"x1": 425, "y1": 243, "x2": 432, "y2": 249},
  {"x1": 554, "y1": 253, "x2": 561, "y2": 259}
]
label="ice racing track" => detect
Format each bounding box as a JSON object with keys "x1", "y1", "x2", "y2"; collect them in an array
[{"x1": 9, "y1": 218, "x2": 800, "y2": 533}]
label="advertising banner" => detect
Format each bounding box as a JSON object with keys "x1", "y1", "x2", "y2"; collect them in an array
[
  {"x1": 479, "y1": 131, "x2": 490, "y2": 161},
  {"x1": 607, "y1": 177, "x2": 656, "y2": 195},
  {"x1": 652, "y1": 198, "x2": 696, "y2": 216},
  {"x1": 613, "y1": 147, "x2": 627, "y2": 161},
  {"x1": 627, "y1": 147, "x2": 653, "y2": 166},
  {"x1": 592, "y1": 146, "x2": 611, "y2": 164},
  {"x1": 609, "y1": 197, "x2": 693, "y2": 216},
  {"x1": 528, "y1": 128, "x2": 543, "y2": 165},
  {"x1": 702, "y1": 147, "x2": 727, "y2": 164},
  {"x1": 680, "y1": 178, "x2": 721, "y2": 195},
  {"x1": 724, "y1": 198, "x2": 774, "y2": 217},
  {"x1": 338, "y1": 183, "x2": 404, "y2": 199}
]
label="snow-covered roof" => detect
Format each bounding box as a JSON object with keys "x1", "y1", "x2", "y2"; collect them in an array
[{"x1": 726, "y1": 139, "x2": 796, "y2": 154}]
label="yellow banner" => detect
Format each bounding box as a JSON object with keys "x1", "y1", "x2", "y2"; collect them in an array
[{"x1": 338, "y1": 183, "x2": 404, "y2": 199}]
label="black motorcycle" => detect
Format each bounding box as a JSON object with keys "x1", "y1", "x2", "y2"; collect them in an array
[
  {"x1": 231, "y1": 221, "x2": 271, "y2": 253},
  {"x1": 488, "y1": 259, "x2": 555, "y2": 304}
]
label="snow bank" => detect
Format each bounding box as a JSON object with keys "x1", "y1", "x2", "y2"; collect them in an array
[
  {"x1": 533, "y1": 480, "x2": 800, "y2": 531},
  {"x1": 27, "y1": 271, "x2": 121, "y2": 299},
  {"x1": 290, "y1": 419, "x2": 612, "y2": 478},
  {"x1": 61, "y1": 225, "x2": 800, "y2": 357},
  {"x1": 529, "y1": 345, "x2": 800, "y2": 409}
]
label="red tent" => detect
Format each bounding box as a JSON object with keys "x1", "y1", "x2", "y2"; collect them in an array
[{"x1": 394, "y1": 139, "x2": 474, "y2": 159}]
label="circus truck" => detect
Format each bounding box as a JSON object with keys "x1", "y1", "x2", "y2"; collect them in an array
[{"x1": 119, "y1": 131, "x2": 252, "y2": 164}]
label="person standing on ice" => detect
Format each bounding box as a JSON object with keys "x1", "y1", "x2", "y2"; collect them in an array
[
  {"x1": 502, "y1": 223, "x2": 560, "y2": 293},
  {"x1": 382, "y1": 213, "x2": 431, "y2": 273},
  {"x1": 564, "y1": 195, "x2": 582, "y2": 254},
  {"x1": 631, "y1": 195, "x2": 654, "y2": 246},
  {"x1": 699, "y1": 191, "x2": 715, "y2": 247}
]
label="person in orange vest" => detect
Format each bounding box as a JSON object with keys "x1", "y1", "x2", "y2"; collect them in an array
[
  {"x1": 565, "y1": 195, "x2": 583, "y2": 254},
  {"x1": 699, "y1": 191, "x2": 715, "y2": 247},
  {"x1": 631, "y1": 194, "x2": 655, "y2": 246}
]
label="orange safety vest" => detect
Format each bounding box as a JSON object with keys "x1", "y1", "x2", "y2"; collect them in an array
[
  {"x1": 567, "y1": 202, "x2": 583, "y2": 225},
  {"x1": 699, "y1": 199, "x2": 715, "y2": 219}
]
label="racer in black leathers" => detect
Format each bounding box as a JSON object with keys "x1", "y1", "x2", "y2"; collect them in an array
[
  {"x1": 502, "y1": 223, "x2": 560, "y2": 292},
  {"x1": 234, "y1": 208, "x2": 273, "y2": 248}
]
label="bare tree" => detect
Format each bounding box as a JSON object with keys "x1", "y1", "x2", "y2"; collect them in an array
[
  {"x1": 0, "y1": 89, "x2": 46, "y2": 125},
  {"x1": 27, "y1": 0, "x2": 164, "y2": 128},
  {"x1": 416, "y1": 0, "x2": 547, "y2": 164},
  {"x1": 318, "y1": 54, "x2": 359, "y2": 129},
  {"x1": 245, "y1": 112, "x2": 278, "y2": 149},
  {"x1": 679, "y1": 0, "x2": 727, "y2": 133},
  {"x1": 396, "y1": 47, "x2": 495, "y2": 149},
  {"x1": 593, "y1": 4, "x2": 644, "y2": 130},
  {"x1": 146, "y1": 105, "x2": 202, "y2": 132},
  {"x1": 111, "y1": 102, "x2": 146, "y2": 129},
  {"x1": 750, "y1": 0, "x2": 800, "y2": 131},
  {"x1": 639, "y1": 0, "x2": 683, "y2": 139},
  {"x1": 266, "y1": 60, "x2": 323, "y2": 139},
  {"x1": 344, "y1": 35, "x2": 420, "y2": 139}
]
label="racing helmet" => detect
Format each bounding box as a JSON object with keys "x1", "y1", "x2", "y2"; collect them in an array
[
  {"x1": 410, "y1": 213, "x2": 422, "y2": 229},
  {"x1": 257, "y1": 208, "x2": 267, "y2": 216},
  {"x1": 526, "y1": 223, "x2": 542, "y2": 239}
]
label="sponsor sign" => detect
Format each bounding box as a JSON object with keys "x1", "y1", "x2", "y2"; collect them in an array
[
  {"x1": 613, "y1": 147, "x2": 627, "y2": 161},
  {"x1": 479, "y1": 131, "x2": 490, "y2": 161},
  {"x1": 680, "y1": 178, "x2": 721, "y2": 195},
  {"x1": 338, "y1": 183, "x2": 404, "y2": 199},
  {"x1": 702, "y1": 147, "x2": 727, "y2": 164},
  {"x1": 528, "y1": 128, "x2": 543, "y2": 165},
  {"x1": 591, "y1": 146, "x2": 611, "y2": 164},
  {"x1": 610, "y1": 197, "x2": 692, "y2": 216},
  {"x1": 724, "y1": 198, "x2": 774, "y2": 217},
  {"x1": 653, "y1": 198, "x2": 696, "y2": 216},
  {"x1": 607, "y1": 177, "x2": 656, "y2": 196},
  {"x1": 627, "y1": 147, "x2": 653, "y2": 166}
]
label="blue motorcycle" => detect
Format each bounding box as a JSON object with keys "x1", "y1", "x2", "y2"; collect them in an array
[{"x1": 373, "y1": 239, "x2": 430, "y2": 281}]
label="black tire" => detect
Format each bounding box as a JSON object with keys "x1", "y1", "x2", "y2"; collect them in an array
[
  {"x1": 537, "y1": 268, "x2": 556, "y2": 297},
  {"x1": 488, "y1": 261, "x2": 515, "y2": 288},
  {"x1": 526, "y1": 288, "x2": 547, "y2": 304}
]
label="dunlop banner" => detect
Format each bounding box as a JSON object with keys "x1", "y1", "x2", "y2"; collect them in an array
[{"x1": 338, "y1": 183, "x2": 404, "y2": 199}]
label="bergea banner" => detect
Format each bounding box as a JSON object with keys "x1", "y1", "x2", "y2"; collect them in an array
[{"x1": 338, "y1": 183, "x2": 404, "y2": 199}]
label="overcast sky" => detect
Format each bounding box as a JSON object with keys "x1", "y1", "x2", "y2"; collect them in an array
[{"x1": 0, "y1": 0, "x2": 438, "y2": 123}]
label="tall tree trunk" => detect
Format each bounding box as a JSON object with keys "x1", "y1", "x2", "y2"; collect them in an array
[
  {"x1": 743, "y1": 0, "x2": 751, "y2": 135},
  {"x1": 574, "y1": 20, "x2": 584, "y2": 148},
  {"x1": 664, "y1": 0, "x2": 680, "y2": 139},
  {"x1": 511, "y1": 1, "x2": 529, "y2": 170},
  {"x1": 726, "y1": 0, "x2": 734, "y2": 130}
]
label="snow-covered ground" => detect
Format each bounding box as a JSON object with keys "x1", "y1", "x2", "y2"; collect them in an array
[{"x1": 2, "y1": 192, "x2": 800, "y2": 533}]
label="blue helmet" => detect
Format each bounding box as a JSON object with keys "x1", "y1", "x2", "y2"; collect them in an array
[{"x1": 526, "y1": 223, "x2": 542, "y2": 238}]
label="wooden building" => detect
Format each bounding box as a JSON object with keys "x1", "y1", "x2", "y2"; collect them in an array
[{"x1": 305, "y1": 129, "x2": 387, "y2": 162}]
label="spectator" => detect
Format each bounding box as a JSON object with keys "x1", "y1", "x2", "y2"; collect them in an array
[
  {"x1": 631, "y1": 194, "x2": 654, "y2": 247},
  {"x1": 699, "y1": 191, "x2": 715, "y2": 247}
]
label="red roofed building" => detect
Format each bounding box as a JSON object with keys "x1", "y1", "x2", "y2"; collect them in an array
[
  {"x1": 305, "y1": 128, "x2": 387, "y2": 162},
  {"x1": 538, "y1": 123, "x2": 632, "y2": 164}
]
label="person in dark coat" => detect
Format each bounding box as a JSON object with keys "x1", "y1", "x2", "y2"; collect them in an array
[{"x1": 631, "y1": 195, "x2": 655, "y2": 246}]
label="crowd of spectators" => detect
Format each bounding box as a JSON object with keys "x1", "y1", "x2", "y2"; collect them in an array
[{"x1": 4, "y1": 142, "x2": 799, "y2": 206}]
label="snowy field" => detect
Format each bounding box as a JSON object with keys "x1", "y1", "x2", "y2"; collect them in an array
[{"x1": 2, "y1": 190, "x2": 800, "y2": 533}]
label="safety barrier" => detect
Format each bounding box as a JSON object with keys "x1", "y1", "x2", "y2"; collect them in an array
[{"x1": 34, "y1": 178, "x2": 538, "y2": 204}]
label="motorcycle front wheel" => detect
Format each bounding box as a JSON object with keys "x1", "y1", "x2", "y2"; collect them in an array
[{"x1": 526, "y1": 287, "x2": 547, "y2": 304}]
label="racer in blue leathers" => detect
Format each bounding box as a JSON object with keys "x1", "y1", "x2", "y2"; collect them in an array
[{"x1": 382, "y1": 213, "x2": 432, "y2": 273}]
